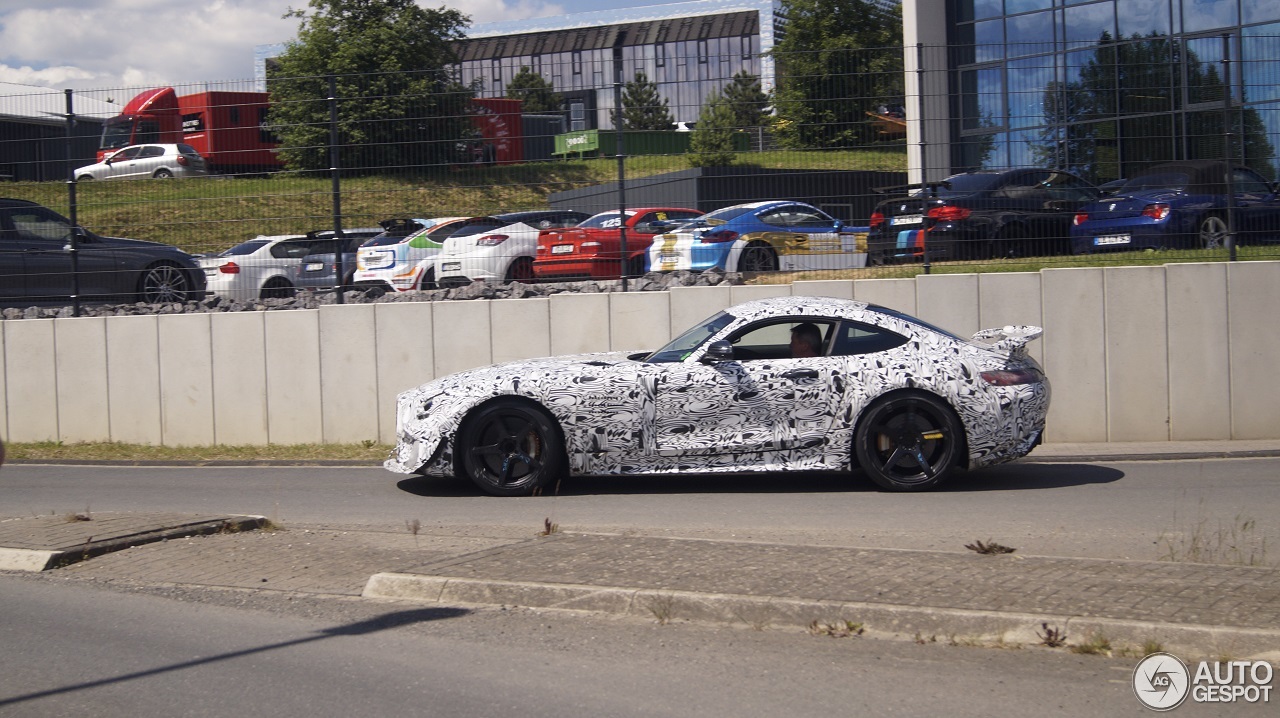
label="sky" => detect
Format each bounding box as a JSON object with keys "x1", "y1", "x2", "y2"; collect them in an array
[{"x1": 0, "y1": 0, "x2": 659, "y2": 93}]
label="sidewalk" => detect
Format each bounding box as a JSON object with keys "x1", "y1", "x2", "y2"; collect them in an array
[{"x1": 2, "y1": 441, "x2": 1278, "y2": 659}]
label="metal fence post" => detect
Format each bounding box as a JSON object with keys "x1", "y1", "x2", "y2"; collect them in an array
[
  {"x1": 329, "y1": 74, "x2": 346, "y2": 301},
  {"x1": 917, "y1": 43, "x2": 932, "y2": 275},
  {"x1": 64, "y1": 89, "x2": 82, "y2": 317},
  {"x1": 613, "y1": 39, "x2": 629, "y2": 290},
  {"x1": 1222, "y1": 34, "x2": 1237, "y2": 261}
]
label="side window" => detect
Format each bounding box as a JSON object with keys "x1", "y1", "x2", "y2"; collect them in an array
[
  {"x1": 791, "y1": 208, "x2": 834, "y2": 228},
  {"x1": 113, "y1": 147, "x2": 143, "y2": 161},
  {"x1": 271, "y1": 241, "x2": 313, "y2": 259},
  {"x1": 139, "y1": 146, "x2": 165, "y2": 158},
  {"x1": 1043, "y1": 172, "x2": 1100, "y2": 202},
  {"x1": 727, "y1": 319, "x2": 833, "y2": 360},
  {"x1": 995, "y1": 173, "x2": 1051, "y2": 201},
  {"x1": 8, "y1": 208, "x2": 75, "y2": 243},
  {"x1": 1233, "y1": 169, "x2": 1272, "y2": 197},
  {"x1": 757, "y1": 209, "x2": 789, "y2": 227},
  {"x1": 830, "y1": 321, "x2": 908, "y2": 356}
]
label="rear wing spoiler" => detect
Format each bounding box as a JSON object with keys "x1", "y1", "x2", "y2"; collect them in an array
[
  {"x1": 872, "y1": 180, "x2": 952, "y2": 196},
  {"x1": 971, "y1": 325, "x2": 1043, "y2": 357}
]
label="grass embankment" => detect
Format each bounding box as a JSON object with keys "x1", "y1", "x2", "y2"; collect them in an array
[{"x1": 4, "y1": 147, "x2": 908, "y2": 256}]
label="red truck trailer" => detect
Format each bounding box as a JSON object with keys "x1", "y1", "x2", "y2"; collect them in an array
[{"x1": 98, "y1": 87, "x2": 282, "y2": 174}]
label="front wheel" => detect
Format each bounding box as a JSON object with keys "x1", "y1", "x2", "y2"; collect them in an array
[
  {"x1": 458, "y1": 400, "x2": 565, "y2": 496},
  {"x1": 138, "y1": 263, "x2": 191, "y2": 303},
  {"x1": 854, "y1": 393, "x2": 963, "y2": 491},
  {"x1": 1199, "y1": 215, "x2": 1228, "y2": 249},
  {"x1": 737, "y1": 242, "x2": 778, "y2": 272},
  {"x1": 418, "y1": 267, "x2": 436, "y2": 290}
]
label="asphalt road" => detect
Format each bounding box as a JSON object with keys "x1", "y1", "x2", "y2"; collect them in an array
[
  {"x1": 4, "y1": 572, "x2": 1260, "y2": 718},
  {"x1": 4, "y1": 456, "x2": 1278, "y2": 562}
]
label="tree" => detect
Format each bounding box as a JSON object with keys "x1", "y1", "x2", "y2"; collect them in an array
[
  {"x1": 506, "y1": 67, "x2": 562, "y2": 113},
  {"x1": 266, "y1": 0, "x2": 475, "y2": 173},
  {"x1": 722, "y1": 71, "x2": 771, "y2": 129},
  {"x1": 687, "y1": 91, "x2": 738, "y2": 167},
  {"x1": 770, "y1": 0, "x2": 904, "y2": 149},
  {"x1": 620, "y1": 72, "x2": 675, "y2": 130}
]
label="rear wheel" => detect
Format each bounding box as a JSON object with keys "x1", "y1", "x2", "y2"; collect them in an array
[
  {"x1": 993, "y1": 226, "x2": 1027, "y2": 258},
  {"x1": 260, "y1": 277, "x2": 296, "y2": 299},
  {"x1": 153, "y1": 168, "x2": 174, "y2": 179},
  {"x1": 458, "y1": 400, "x2": 565, "y2": 496},
  {"x1": 1199, "y1": 214, "x2": 1228, "y2": 249},
  {"x1": 624, "y1": 255, "x2": 646, "y2": 278},
  {"x1": 854, "y1": 393, "x2": 963, "y2": 491},
  {"x1": 138, "y1": 262, "x2": 190, "y2": 303},
  {"x1": 418, "y1": 267, "x2": 436, "y2": 290},
  {"x1": 737, "y1": 242, "x2": 778, "y2": 272},
  {"x1": 505, "y1": 257, "x2": 535, "y2": 283}
]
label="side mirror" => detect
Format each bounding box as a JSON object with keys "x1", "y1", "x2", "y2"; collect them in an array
[
  {"x1": 700, "y1": 340, "x2": 734, "y2": 363},
  {"x1": 833, "y1": 220, "x2": 844, "y2": 231}
]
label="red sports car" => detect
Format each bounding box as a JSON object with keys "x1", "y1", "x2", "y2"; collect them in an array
[{"x1": 534, "y1": 207, "x2": 703, "y2": 280}]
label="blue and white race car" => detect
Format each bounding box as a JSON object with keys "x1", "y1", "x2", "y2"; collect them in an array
[{"x1": 646, "y1": 201, "x2": 868, "y2": 273}]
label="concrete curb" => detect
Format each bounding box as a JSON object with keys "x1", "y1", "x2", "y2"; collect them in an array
[
  {"x1": 0, "y1": 515, "x2": 268, "y2": 572},
  {"x1": 361, "y1": 573, "x2": 1280, "y2": 659}
]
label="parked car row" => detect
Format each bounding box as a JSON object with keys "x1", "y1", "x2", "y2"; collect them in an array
[{"x1": 867, "y1": 161, "x2": 1280, "y2": 263}]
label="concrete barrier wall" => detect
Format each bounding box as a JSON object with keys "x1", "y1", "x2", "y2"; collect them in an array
[{"x1": 2, "y1": 261, "x2": 1277, "y2": 446}]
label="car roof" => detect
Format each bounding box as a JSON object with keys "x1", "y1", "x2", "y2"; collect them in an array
[
  {"x1": 1129, "y1": 161, "x2": 1258, "y2": 194},
  {"x1": 0, "y1": 198, "x2": 42, "y2": 209}
]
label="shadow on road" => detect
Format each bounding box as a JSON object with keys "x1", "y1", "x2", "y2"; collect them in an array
[{"x1": 397, "y1": 461, "x2": 1124, "y2": 497}]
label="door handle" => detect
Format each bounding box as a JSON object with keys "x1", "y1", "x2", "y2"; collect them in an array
[{"x1": 782, "y1": 368, "x2": 818, "y2": 380}]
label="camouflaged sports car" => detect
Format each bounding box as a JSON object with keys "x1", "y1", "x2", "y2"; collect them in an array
[{"x1": 386, "y1": 296, "x2": 1050, "y2": 496}]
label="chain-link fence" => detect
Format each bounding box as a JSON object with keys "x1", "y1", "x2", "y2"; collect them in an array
[{"x1": 1, "y1": 40, "x2": 1278, "y2": 310}]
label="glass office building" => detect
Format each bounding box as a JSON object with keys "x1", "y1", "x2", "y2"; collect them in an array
[{"x1": 944, "y1": 0, "x2": 1280, "y2": 181}]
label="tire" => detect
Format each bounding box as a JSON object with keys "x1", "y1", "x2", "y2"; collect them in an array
[
  {"x1": 624, "y1": 255, "x2": 646, "y2": 278},
  {"x1": 260, "y1": 277, "x2": 296, "y2": 299},
  {"x1": 993, "y1": 227, "x2": 1027, "y2": 259},
  {"x1": 457, "y1": 400, "x2": 565, "y2": 496},
  {"x1": 77, "y1": 175, "x2": 94, "y2": 182},
  {"x1": 1198, "y1": 214, "x2": 1228, "y2": 249},
  {"x1": 854, "y1": 392, "x2": 963, "y2": 491},
  {"x1": 153, "y1": 169, "x2": 174, "y2": 179},
  {"x1": 137, "y1": 262, "x2": 190, "y2": 303},
  {"x1": 418, "y1": 267, "x2": 436, "y2": 290},
  {"x1": 505, "y1": 256, "x2": 535, "y2": 283},
  {"x1": 737, "y1": 242, "x2": 778, "y2": 272}
]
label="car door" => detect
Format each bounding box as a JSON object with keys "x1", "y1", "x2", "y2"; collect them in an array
[
  {"x1": 0, "y1": 207, "x2": 31, "y2": 299},
  {"x1": 103, "y1": 146, "x2": 143, "y2": 180},
  {"x1": 650, "y1": 319, "x2": 841, "y2": 457},
  {"x1": 2, "y1": 205, "x2": 121, "y2": 300},
  {"x1": 1229, "y1": 168, "x2": 1280, "y2": 244},
  {"x1": 132, "y1": 145, "x2": 167, "y2": 178},
  {"x1": 767, "y1": 205, "x2": 854, "y2": 271}
]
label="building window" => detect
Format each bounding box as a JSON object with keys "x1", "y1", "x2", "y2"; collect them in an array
[
  {"x1": 656, "y1": 44, "x2": 666, "y2": 68},
  {"x1": 492, "y1": 59, "x2": 503, "y2": 92},
  {"x1": 698, "y1": 39, "x2": 708, "y2": 64},
  {"x1": 573, "y1": 50, "x2": 582, "y2": 76},
  {"x1": 741, "y1": 35, "x2": 752, "y2": 60},
  {"x1": 570, "y1": 101, "x2": 586, "y2": 131}
]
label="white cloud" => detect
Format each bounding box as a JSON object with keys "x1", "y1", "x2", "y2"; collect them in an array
[{"x1": 0, "y1": 0, "x2": 567, "y2": 92}]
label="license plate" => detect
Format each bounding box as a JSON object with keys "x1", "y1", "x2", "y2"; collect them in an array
[
  {"x1": 891, "y1": 214, "x2": 923, "y2": 226},
  {"x1": 303, "y1": 262, "x2": 324, "y2": 272},
  {"x1": 203, "y1": 267, "x2": 218, "y2": 276},
  {"x1": 659, "y1": 254, "x2": 679, "y2": 265},
  {"x1": 551, "y1": 244, "x2": 573, "y2": 255},
  {"x1": 1094, "y1": 234, "x2": 1131, "y2": 246},
  {"x1": 441, "y1": 262, "x2": 461, "y2": 272}
]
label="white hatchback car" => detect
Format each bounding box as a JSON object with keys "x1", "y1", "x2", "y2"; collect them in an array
[
  {"x1": 353, "y1": 216, "x2": 509, "y2": 292},
  {"x1": 75, "y1": 144, "x2": 208, "y2": 181},
  {"x1": 435, "y1": 210, "x2": 589, "y2": 287}
]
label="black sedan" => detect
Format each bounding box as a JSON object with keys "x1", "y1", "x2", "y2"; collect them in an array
[
  {"x1": 868, "y1": 168, "x2": 1102, "y2": 263},
  {"x1": 0, "y1": 198, "x2": 205, "y2": 304}
]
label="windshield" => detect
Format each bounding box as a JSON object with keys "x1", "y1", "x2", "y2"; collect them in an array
[
  {"x1": 701, "y1": 206, "x2": 755, "y2": 223},
  {"x1": 645, "y1": 311, "x2": 736, "y2": 363},
  {"x1": 100, "y1": 117, "x2": 135, "y2": 150},
  {"x1": 577, "y1": 211, "x2": 633, "y2": 229},
  {"x1": 220, "y1": 239, "x2": 273, "y2": 256}
]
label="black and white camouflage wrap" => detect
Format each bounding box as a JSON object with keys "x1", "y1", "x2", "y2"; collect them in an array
[{"x1": 386, "y1": 296, "x2": 1050, "y2": 479}]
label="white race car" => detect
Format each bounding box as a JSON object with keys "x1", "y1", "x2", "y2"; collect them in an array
[{"x1": 435, "y1": 210, "x2": 590, "y2": 287}]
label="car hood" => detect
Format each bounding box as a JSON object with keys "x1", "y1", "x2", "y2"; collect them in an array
[{"x1": 92, "y1": 234, "x2": 189, "y2": 252}]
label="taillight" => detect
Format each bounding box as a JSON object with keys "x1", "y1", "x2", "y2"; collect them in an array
[
  {"x1": 219, "y1": 262, "x2": 240, "y2": 274},
  {"x1": 476, "y1": 234, "x2": 509, "y2": 246},
  {"x1": 700, "y1": 229, "x2": 739, "y2": 243},
  {"x1": 980, "y1": 368, "x2": 1042, "y2": 386},
  {"x1": 176, "y1": 155, "x2": 189, "y2": 166},
  {"x1": 870, "y1": 211, "x2": 885, "y2": 229},
  {"x1": 927, "y1": 205, "x2": 971, "y2": 222},
  {"x1": 1142, "y1": 203, "x2": 1171, "y2": 221},
  {"x1": 1073, "y1": 212, "x2": 1089, "y2": 226}
]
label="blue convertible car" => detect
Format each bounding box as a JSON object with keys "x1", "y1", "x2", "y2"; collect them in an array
[{"x1": 1070, "y1": 161, "x2": 1280, "y2": 253}]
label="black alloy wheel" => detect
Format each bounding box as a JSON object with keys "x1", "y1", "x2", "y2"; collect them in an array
[
  {"x1": 738, "y1": 242, "x2": 778, "y2": 272},
  {"x1": 505, "y1": 257, "x2": 535, "y2": 283},
  {"x1": 854, "y1": 393, "x2": 962, "y2": 491},
  {"x1": 459, "y1": 400, "x2": 565, "y2": 496},
  {"x1": 138, "y1": 263, "x2": 191, "y2": 303}
]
